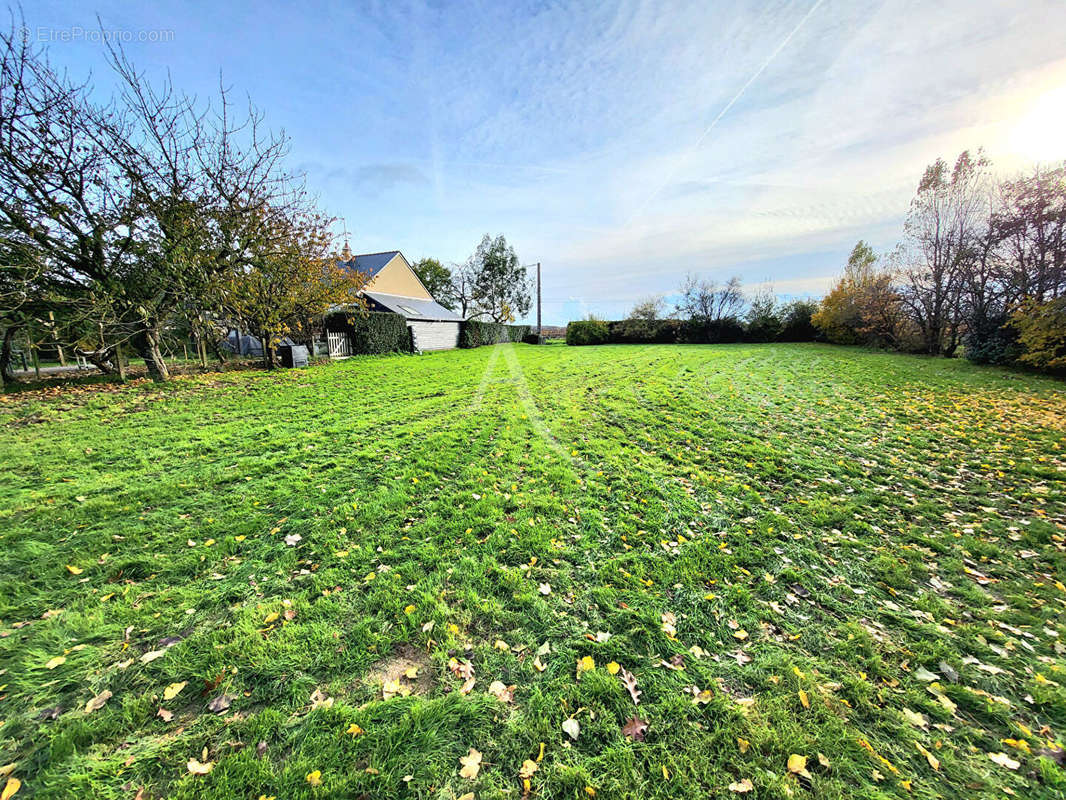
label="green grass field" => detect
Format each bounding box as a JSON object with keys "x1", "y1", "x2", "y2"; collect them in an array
[{"x1": 1, "y1": 342, "x2": 1064, "y2": 799}]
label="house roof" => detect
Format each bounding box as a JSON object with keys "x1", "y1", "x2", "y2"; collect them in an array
[
  {"x1": 363, "y1": 291, "x2": 464, "y2": 322},
  {"x1": 338, "y1": 251, "x2": 401, "y2": 279}
]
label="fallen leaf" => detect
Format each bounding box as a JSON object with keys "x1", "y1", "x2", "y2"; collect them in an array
[
  {"x1": 140, "y1": 650, "x2": 166, "y2": 664},
  {"x1": 85, "y1": 690, "x2": 112, "y2": 713},
  {"x1": 163, "y1": 681, "x2": 187, "y2": 701},
  {"x1": 65, "y1": 565, "x2": 83, "y2": 575},
  {"x1": 284, "y1": 534, "x2": 301, "y2": 546},
  {"x1": 306, "y1": 770, "x2": 322, "y2": 786},
  {"x1": 187, "y1": 758, "x2": 213, "y2": 775},
  {"x1": 787, "y1": 754, "x2": 809, "y2": 776},
  {"x1": 488, "y1": 681, "x2": 515, "y2": 703},
  {"x1": 621, "y1": 715, "x2": 648, "y2": 741},
  {"x1": 728, "y1": 778, "x2": 753, "y2": 793},
  {"x1": 913, "y1": 666, "x2": 938, "y2": 681},
  {"x1": 346, "y1": 723, "x2": 364, "y2": 737},
  {"x1": 798, "y1": 689, "x2": 810, "y2": 709},
  {"x1": 737, "y1": 737, "x2": 750, "y2": 754},
  {"x1": 562, "y1": 718, "x2": 580, "y2": 740},
  {"x1": 733, "y1": 629, "x2": 749, "y2": 641},
  {"x1": 207, "y1": 694, "x2": 232, "y2": 713},
  {"x1": 263, "y1": 612, "x2": 279, "y2": 624},
  {"x1": 901, "y1": 707, "x2": 927, "y2": 729},
  {"x1": 606, "y1": 661, "x2": 620, "y2": 675},
  {"x1": 459, "y1": 748, "x2": 482, "y2": 780},
  {"x1": 519, "y1": 759, "x2": 539, "y2": 779},
  {"x1": 539, "y1": 583, "x2": 551, "y2": 595},
  {"x1": 620, "y1": 667, "x2": 641, "y2": 705},
  {"x1": 256, "y1": 741, "x2": 268, "y2": 758},
  {"x1": 1, "y1": 778, "x2": 19, "y2": 800},
  {"x1": 157, "y1": 707, "x2": 174, "y2": 722},
  {"x1": 915, "y1": 742, "x2": 939, "y2": 771},
  {"x1": 988, "y1": 752, "x2": 1020, "y2": 770},
  {"x1": 45, "y1": 656, "x2": 66, "y2": 670}
]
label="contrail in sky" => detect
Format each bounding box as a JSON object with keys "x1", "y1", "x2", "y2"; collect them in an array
[{"x1": 626, "y1": 0, "x2": 827, "y2": 224}]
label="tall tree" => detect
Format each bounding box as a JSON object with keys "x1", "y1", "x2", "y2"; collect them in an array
[
  {"x1": 899, "y1": 151, "x2": 989, "y2": 356},
  {"x1": 411, "y1": 257, "x2": 454, "y2": 307},
  {"x1": 465, "y1": 234, "x2": 530, "y2": 323}
]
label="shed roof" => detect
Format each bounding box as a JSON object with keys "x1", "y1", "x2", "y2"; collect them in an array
[{"x1": 364, "y1": 291, "x2": 464, "y2": 322}]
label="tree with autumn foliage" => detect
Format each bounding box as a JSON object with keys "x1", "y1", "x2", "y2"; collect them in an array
[
  {"x1": 221, "y1": 210, "x2": 366, "y2": 368},
  {"x1": 813, "y1": 241, "x2": 903, "y2": 346}
]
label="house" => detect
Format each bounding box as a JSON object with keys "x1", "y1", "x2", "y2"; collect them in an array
[{"x1": 326, "y1": 247, "x2": 464, "y2": 356}]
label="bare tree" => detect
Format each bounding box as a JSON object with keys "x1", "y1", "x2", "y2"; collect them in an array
[
  {"x1": 898, "y1": 151, "x2": 989, "y2": 356},
  {"x1": 628, "y1": 295, "x2": 665, "y2": 321},
  {"x1": 676, "y1": 274, "x2": 744, "y2": 321}
]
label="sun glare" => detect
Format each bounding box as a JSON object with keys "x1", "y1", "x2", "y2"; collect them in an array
[{"x1": 1009, "y1": 85, "x2": 1066, "y2": 162}]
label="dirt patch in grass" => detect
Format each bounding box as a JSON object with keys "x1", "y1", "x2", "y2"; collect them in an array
[{"x1": 363, "y1": 643, "x2": 433, "y2": 696}]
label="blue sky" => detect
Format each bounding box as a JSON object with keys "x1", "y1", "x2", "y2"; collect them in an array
[{"x1": 25, "y1": 0, "x2": 1066, "y2": 323}]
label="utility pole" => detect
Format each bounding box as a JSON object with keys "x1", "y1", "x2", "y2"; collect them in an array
[{"x1": 536, "y1": 262, "x2": 542, "y2": 338}]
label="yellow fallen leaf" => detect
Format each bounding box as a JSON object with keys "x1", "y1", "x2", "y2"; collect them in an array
[
  {"x1": 404, "y1": 605, "x2": 416, "y2": 615},
  {"x1": 459, "y1": 748, "x2": 482, "y2": 780},
  {"x1": 606, "y1": 661, "x2": 620, "y2": 675},
  {"x1": 728, "y1": 778, "x2": 753, "y2": 793},
  {"x1": 404, "y1": 666, "x2": 419, "y2": 679},
  {"x1": 65, "y1": 565, "x2": 83, "y2": 575},
  {"x1": 737, "y1": 737, "x2": 750, "y2": 754},
  {"x1": 1, "y1": 777, "x2": 20, "y2": 800},
  {"x1": 306, "y1": 769, "x2": 322, "y2": 786},
  {"x1": 733, "y1": 629, "x2": 748, "y2": 641},
  {"x1": 915, "y1": 742, "x2": 940, "y2": 771},
  {"x1": 576, "y1": 655, "x2": 595, "y2": 678},
  {"x1": 1001, "y1": 738, "x2": 1030, "y2": 754},
  {"x1": 45, "y1": 656, "x2": 66, "y2": 670},
  {"x1": 263, "y1": 612, "x2": 279, "y2": 624},
  {"x1": 163, "y1": 681, "x2": 187, "y2": 701},
  {"x1": 798, "y1": 689, "x2": 810, "y2": 709},
  {"x1": 787, "y1": 754, "x2": 808, "y2": 774},
  {"x1": 346, "y1": 723, "x2": 364, "y2": 736},
  {"x1": 187, "y1": 758, "x2": 213, "y2": 775},
  {"x1": 519, "y1": 759, "x2": 539, "y2": 779},
  {"x1": 661, "y1": 764, "x2": 670, "y2": 780}
]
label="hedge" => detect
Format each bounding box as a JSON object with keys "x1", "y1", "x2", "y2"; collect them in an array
[
  {"x1": 328, "y1": 311, "x2": 412, "y2": 354},
  {"x1": 567, "y1": 317, "x2": 748, "y2": 345},
  {"x1": 566, "y1": 319, "x2": 609, "y2": 345},
  {"x1": 459, "y1": 320, "x2": 531, "y2": 348}
]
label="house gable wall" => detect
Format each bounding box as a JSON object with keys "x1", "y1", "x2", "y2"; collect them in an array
[{"x1": 364, "y1": 254, "x2": 432, "y2": 299}]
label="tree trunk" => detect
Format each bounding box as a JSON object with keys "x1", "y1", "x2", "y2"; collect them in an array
[
  {"x1": 134, "y1": 326, "x2": 170, "y2": 382},
  {"x1": 115, "y1": 342, "x2": 127, "y2": 383},
  {"x1": 0, "y1": 325, "x2": 17, "y2": 388}
]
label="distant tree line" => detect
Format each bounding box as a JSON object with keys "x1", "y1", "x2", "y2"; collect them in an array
[
  {"x1": 567, "y1": 278, "x2": 818, "y2": 346},
  {"x1": 0, "y1": 24, "x2": 364, "y2": 386},
  {"x1": 813, "y1": 152, "x2": 1066, "y2": 372}
]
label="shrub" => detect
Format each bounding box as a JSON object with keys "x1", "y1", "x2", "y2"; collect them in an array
[
  {"x1": 1011, "y1": 297, "x2": 1066, "y2": 371},
  {"x1": 460, "y1": 320, "x2": 531, "y2": 347},
  {"x1": 744, "y1": 292, "x2": 783, "y2": 342},
  {"x1": 678, "y1": 317, "x2": 745, "y2": 344},
  {"x1": 329, "y1": 311, "x2": 411, "y2": 354},
  {"x1": 607, "y1": 318, "x2": 681, "y2": 343},
  {"x1": 778, "y1": 300, "x2": 819, "y2": 342},
  {"x1": 964, "y1": 314, "x2": 1021, "y2": 366},
  {"x1": 566, "y1": 319, "x2": 609, "y2": 346}
]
